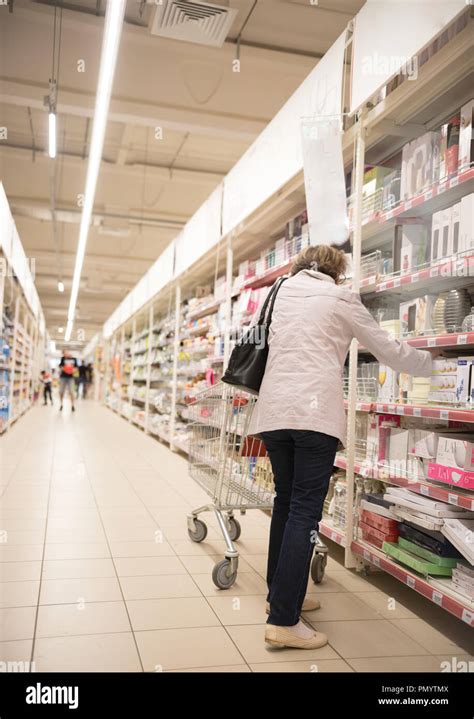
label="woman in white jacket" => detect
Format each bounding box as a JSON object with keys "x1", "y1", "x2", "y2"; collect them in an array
[{"x1": 247, "y1": 244, "x2": 435, "y2": 650}]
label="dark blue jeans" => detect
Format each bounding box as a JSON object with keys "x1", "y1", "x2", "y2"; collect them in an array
[{"x1": 260, "y1": 429, "x2": 338, "y2": 627}]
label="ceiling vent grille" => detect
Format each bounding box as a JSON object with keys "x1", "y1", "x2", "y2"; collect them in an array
[{"x1": 150, "y1": 0, "x2": 238, "y2": 47}]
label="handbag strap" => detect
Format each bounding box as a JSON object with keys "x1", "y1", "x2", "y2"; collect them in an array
[{"x1": 257, "y1": 276, "x2": 288, "y2": 327}]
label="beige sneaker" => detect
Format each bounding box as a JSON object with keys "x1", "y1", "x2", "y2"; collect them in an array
[
  {"x1": 266, "y1": 596, "x2": 321, "y2": 614},
  {"x1": 265, "y1": 623, "x2": 328, "y2": 649}
]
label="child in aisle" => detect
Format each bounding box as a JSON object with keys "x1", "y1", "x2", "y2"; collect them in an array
[
  {"x1": 40, "y1": 370, "x2": 53, "y2": 405},
  {"x1": 59, "y1": 350, "x2": 77, "y2": 412}
]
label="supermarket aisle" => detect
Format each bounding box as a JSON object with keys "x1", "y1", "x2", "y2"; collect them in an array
[{"x1": 1, "y1": 403, "x2": 472, "y2": 673}]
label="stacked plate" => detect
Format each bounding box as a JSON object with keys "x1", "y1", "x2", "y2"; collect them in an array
[{"x1": 444, "y1": 289, "x2": 472, "y2": 333}]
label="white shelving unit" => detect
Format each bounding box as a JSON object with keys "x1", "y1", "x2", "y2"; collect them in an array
[{"x1": 101, "y1": 9, "x2": 474, "y2": 626}]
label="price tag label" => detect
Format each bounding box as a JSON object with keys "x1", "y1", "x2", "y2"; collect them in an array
[
  {"x1": 406, "y1": 576, "x2": 416, "y2": 589},
  {"x1": 411, "y1": 273, "x2": 419, "y2": 283},
  {"x1": 430, "y1": 266, "x2": 439, "y2": 278},
  {"x1": 393, "y1": 278, "x2": 401, "y2": 288},
  {"x1": 427, "y1": 337, "x2": 437, "y2": 347},
  {"x1": 438, "y1": 181, "x2": 447, "y2": 194},
  {"x1": 385, "y1": 211, "x2": 393, "y2": 220},
  {"x1": 331, "y1": 531, "x2": 338, "y2": 543},
  {"x1": 448, "y1": 493, "x2": 459, "y2": 506},
  {"x1": 432, "y1": 590, "x2": 443, "y2": 606},
  {"x1": 440, "y1": 410, "x2": 449, "y2": 420},
  {"x1": 424, "y1": 189, "x2": 433, "y2": 202},
  {"x1": 462, "y1": 609, "x2": 473, "y2": 625},
  {"x1": 376, "y1": 404, "x2": 384, "y2": 413},
  {"x1": 405, "y1": 199, "x2": 412, "y2": 210},
  {"x1": 413, "y1": 407, "x2": 422, "y2": 417},
  {"x1": 396, "y1": 405, "x2": 404, "y2": 415},
  {"x1": 388, "y1": 405, "x2": 396, "y2": 414},
  {"x1": 379, "y1": 282, "x2": 387, "y2": 292},
  {"x1": 363, "y1": 549, "x2": 371, "y2": 561},
  {"x1": 449, "y1": 175, "x2": 459, "y2": 188},
  {"x1": 419, "y1": 485, "x2": 430, "y2": 496},
  {"x1": 373, "y1": 556, "x2": 381, "y2": 567},
  {"x1": 458, "y1": 335, "x2": 468, "y2": 345}
]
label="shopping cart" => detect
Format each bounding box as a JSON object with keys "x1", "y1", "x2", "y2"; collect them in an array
[{"x1": 186, "y1": 382, "x2": 329, "y2": 589}]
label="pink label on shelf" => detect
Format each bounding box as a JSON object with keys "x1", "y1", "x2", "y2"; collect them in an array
[{"x1": 427, "y1": 463, "x2": 474, "y2": 490}]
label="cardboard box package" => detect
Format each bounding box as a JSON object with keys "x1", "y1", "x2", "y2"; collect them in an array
[
  {"x1": 399, "y1": 296, "x2": 435, "y2": 337},
  {"x1": 380, "y1": 319, "x2": 400, "y2": 340},
  {"x1": 435, "y1": 434, "x2": 474, "y2": 470},
  {"x1": 408, "y1": 429, "x2": 439, "y2": 459},
  {"x1": 439, "y1": 206, "x2": 453, "y2": 259},
  {"x1": 456, "y1": 356, "x2": 474, "y2": 405},
  {"x1": 452, "y1": 202, "x2": 461, "y2": 255},
  {"x1": 401, "y1": 132, "x2": 440, "y2": 200},
  {"x1": 431, "y1": 211, "x2": 442, "y2": 264},
  {"x1": 460, "y1": 193, "x2": 474, "y2": 253},
  {"x1": 407, "y1": 377, "x2": 431, "y2": 405},
  {"x1": 400, "y1": 223, "x2": 429, "y2": 273},
  {"x1": 459, "y1": 99, "x2": 474, "y2": 172}
]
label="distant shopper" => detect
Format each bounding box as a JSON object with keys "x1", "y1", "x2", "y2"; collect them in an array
[
  {"x1": 40, "y1": 370, "x2": 53, "y2": 405},
  {"x1": 247, "y1": 244, "x2": 438, "y2": 651},
  {"x1": 77, "y1": 362, "x2": 87, "y2": 399},
  {"x1": 85, "y1": 363, "x2": 94, "y2": 398},
  {"x1": 59, "y1": 350, "x2": 77, "y2": 412}
]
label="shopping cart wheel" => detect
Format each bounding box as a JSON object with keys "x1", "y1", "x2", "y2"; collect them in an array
[
  {"x1": 212, "y1": 559, "x2": 237, "y2": 589},
  {"x1": 188, "y1": 519, "x2": 208, "y2": 543},
  {"x1": 310, "y1": 552, "x2": 327, "y2": 584},
  {"x1": 227, "y1": 517, "x2": 241, "y2": 542}
]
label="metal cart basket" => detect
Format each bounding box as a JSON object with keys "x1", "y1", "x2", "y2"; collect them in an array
[{"x1": 187, "y1": 382, "x2": 329, "y2": 589}]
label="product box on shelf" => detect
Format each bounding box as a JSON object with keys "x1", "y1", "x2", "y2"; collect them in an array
[
  {"x1": 460, "y1": 193, "x2": 474, "y2": 252},
  {"x1": 435, "y1": 434, "x2": 474, "y2": 471},
  {"x1": 359, "y1": 521, "x2": 399, "y2": 550},
  {"x1": 407, "y1": 377, "x2": 431, "y2": 405},
  {"x1": 401, "y1": 131, "x2": 440, "y2": 200},
  {"x1": 431, "y1": 210, "x2": 442, "y2": 264},
  {"x1": 380, "y1": 319, "x2": 400, "y2": 340},
  {"x1": 408, "y1": 428, "x2": 439, "y2": 459},
  {"x1": 456, "y1": 356, "x2": 474, "y2": 405},
  {"x1": 382, "y1": 169, "x2": 401, "y2": 211},
  {"x1": 427, "y1": 463, "x2": 474, "y2": 491},
  {"x1": 360, "y1": 508, "x2": 399, "y2": 535},
  {"x1": 439, "y1": 115, "x2": 460, "y2": 182},
  {"x1": 399, "y1": 223, "x2": 430, "y2": 273},
  {"x1": 377, "y1": 365, "x2": 399, "y2": 403},
  {"x1": 452, "y1": 202, "x2": 461, "y2": 255},
  {"x1": 440, "y1": 206, "x2": 453, "y2": 259},
  {"x1": 366, "y1": 412, "x2": 401, "y2": 464},
  {"x1": 399, "y1": 296, "x2": 435, "y2": 337},
  {"x1": 459, "y1": 100, "x2": 474, "y2": 172},
  {"x1": 363, "y1": 166, "x2": 393, "y2": 198}
]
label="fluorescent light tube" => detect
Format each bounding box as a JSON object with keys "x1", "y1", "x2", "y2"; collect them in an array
[
  {"x1": 57, "y1": 280, "x2": 64, "y2": 293},
  {"x1": 48, "y1": 112, "x2": 56, "y2": 159},
  {"x1": 65, "y1": 0, "x2": 126, "y2": 342}
]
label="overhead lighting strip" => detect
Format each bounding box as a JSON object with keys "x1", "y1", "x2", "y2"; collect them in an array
[{"x1": 65, "y1": 0, "x2": 126, "y2": 342}]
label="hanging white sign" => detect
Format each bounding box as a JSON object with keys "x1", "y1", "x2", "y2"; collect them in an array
[
  {"x1": 301, "y1": 119, "x2": 348, "y2": 247},
  {"x1": 350, "y1": 0, "x2": 467, "y2": 114}
]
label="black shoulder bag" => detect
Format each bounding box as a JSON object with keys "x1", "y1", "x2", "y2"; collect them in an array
[{"x1": 222, "y1": 276, "x2": 288, "y2": 395}]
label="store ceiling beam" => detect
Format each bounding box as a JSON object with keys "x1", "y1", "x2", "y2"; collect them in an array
[
  {"x1": 26, "y1": 249, "x2": 156, "y2": 274},
  {"x1": 0, "y1": 80, "x2": 267, "y2": 142},
  {"x1": 0, "y1": 146, "x2": 224, "y2": 187}
]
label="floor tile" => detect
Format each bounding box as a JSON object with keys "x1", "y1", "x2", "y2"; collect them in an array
[
  {"x1": 33, "y1": 633, "x2": 142, "y2": 672},
  {"x1": 0, "y1": 562, "x2": 42, "y2": 582},
  {"x1": 354, "y1": 591, "x2": 419, "y2": 620},
  {"x1": 226, "y1": 624, "x2": 339, "y2": 664},
  {"x1": 390, "y1": 618, "x2": 472, "y2": 656},
  {"x1": 0, "y1": 546, "x2": 44, "y2": 562},
  {"x1": 39, "y1": 577, "x2": 122, "y2": 605},
  {"x1": 250, "y1": 659, "x2": 353, "y2": 672},
  {"x1": 317, "y1": 620, "x2": 430, "y2": 658},
  {"x1": 44, "y1": 543, "x2": 111, "y2": 560},
  {"x1": 0, "y1": 581, "x2": 40, "y2": 608},
  {"x1": 191, "y1": 571, "x2": 268, "y2": 597},
  {"x1": 114, "y1": 556, "x2": 187, "y2": 577},
  {"x1": 348, "y1": 656, "x2": 447, "y2": 672},
  {"x1": 178, "y1": 554, "x2": 254, "y2": 574},
  {"x1": 305, "y1": 592, "x2": 383, "y2": 622},
  {"x1": 119, "y1": 574, "x2": 201, "y2": 601},
  {"x1": 126, "y1": 597, "x2": 220, "y2": 630},
  {"x1": 206, "y1": 595, "x2": 267, "y2": 625},
  {"x1": 0, "y1": 640, "x2": 33, "y2": 666},
  {"x1": 173, "y1": 664, "x2": 251, "y2": 673},
  {"x1": 0, "y1": 607, "x2": 37, "y2": 641},
  {"x1": 36, "y1": 601, "x2": 131, "y2": 638},
  {"x1": 108, "y1": 541, "x2": 175, "y2": 558},
  {"x1": 41, "y1": 558, "x2": 116, "y2": 580},
  {"x1": 135, "y1": 627, "x2": 243, "y2": 671}
]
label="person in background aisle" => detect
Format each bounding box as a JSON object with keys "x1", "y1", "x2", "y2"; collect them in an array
[
  {"x1": 40, "y1": 370, "x2": 53, "y2": 405},
  {"x1": 76, "y1": 362, "x2": 87, "y2": 399},
  {"x1": 86, "y1": 363, "x2": 94, "y2": 398},
  {"x1": 247, "y1": 244, "x2": 440, "y2": 651},
  {"x1": 59, "y1": 350, "x2": 77, "y2": 412}
]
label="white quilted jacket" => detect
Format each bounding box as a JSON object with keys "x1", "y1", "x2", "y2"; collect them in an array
[{"x1": 247, "y1": 269, "x2": 432, "y2": 447}]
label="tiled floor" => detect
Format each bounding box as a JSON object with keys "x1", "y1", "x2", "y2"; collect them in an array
[{"x1": 0, "y1": 402, "x2": 472, "y2": 673}]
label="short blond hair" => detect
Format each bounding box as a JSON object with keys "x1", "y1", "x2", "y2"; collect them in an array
[{"x1": 290, "y1": 244, "x2": 347, "y2": 284}]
